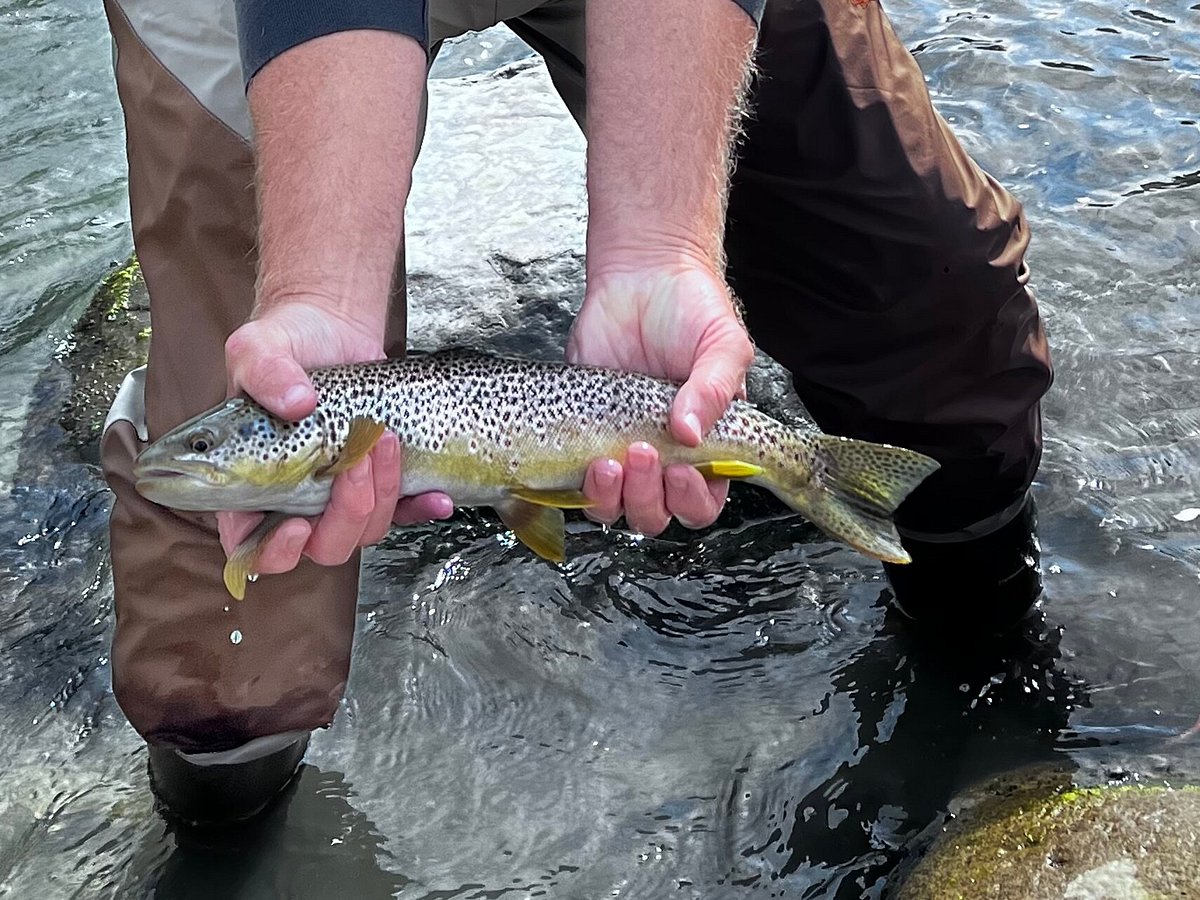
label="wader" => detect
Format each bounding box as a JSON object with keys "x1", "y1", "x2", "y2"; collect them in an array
[{"x1": 101, "y1": 0, "x2": 1052, "y2": 811}]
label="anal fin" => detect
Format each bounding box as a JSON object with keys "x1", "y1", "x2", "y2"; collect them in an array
[
  {"x1": 694, "y1": 460, "x2": 764, "y2": 479},
  {"x1": 496, "y1": 498, "x2": 566, "y2": 563}
]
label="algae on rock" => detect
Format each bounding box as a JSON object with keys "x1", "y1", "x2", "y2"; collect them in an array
[
  {"x1": 58, "y1": 255, "x2": 149, "y2": 462},
  {"x1": 896, "y1": 771, "x2": 1200, "y2": 899}
]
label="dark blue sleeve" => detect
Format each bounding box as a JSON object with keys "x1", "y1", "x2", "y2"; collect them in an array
[
  {"x1": 234, "y1": 0, "x2": 763, "y2": 88},
  {"x1": 731, "y1": 0, "x2": 766, "y2": 25},
  {"x1": 233, "y1": 0, "x2": 429, "y2": 86}
]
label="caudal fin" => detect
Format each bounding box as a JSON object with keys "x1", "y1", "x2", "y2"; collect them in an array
[{"x1": 793, "y1": 436, "x2": 940, "y2": 564}]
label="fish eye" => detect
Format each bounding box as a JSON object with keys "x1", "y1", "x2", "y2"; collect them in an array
[{"x1": 187, "y1": 428, "x2": 218, "y2": 454}]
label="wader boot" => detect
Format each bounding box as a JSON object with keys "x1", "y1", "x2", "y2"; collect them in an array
[
  {"x1": 148, "y1": 733, "x2": 311, "y2": 826},
  {"x1": 885, "y1": 496, "x2": 1043, "y2": 637}
]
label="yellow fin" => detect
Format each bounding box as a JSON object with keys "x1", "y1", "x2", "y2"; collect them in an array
[
  {"x1": 496, "y1": 499, "x2": 566, "y2": 563},
  {"x1": 221, "y1": 513, "x2": 287, "y2": 600},
  {"x1": 694, "y1": 460, "x2": 764, "y2": 479},
  {"x1": 321, "y1": 417, "x2": 387, "y2": 477},
  {"x1": 508, "y1": 487, "x2": 594, "y2": 509}
]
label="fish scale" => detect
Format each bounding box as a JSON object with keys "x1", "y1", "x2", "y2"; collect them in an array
[{"x1": 133, "y1": 350, "x2": 940, "y2": 600}]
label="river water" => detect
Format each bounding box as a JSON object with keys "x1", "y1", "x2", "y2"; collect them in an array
[{"x1": 1, "y1": 1, "x2": 1198, "y2": 897}]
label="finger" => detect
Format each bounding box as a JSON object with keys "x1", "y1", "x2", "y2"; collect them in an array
[
  {"x1": 217, "y1": 509, "x2": 313, "y2": 575},
  {"x1": 664, "y1": 464, "x2": 726, "y2": 530},
  {"x1": 360, "y1": 432, "x2": 402, "y2": 545},
  {"x1": 564, "y1": 329, "x2": 582, "y2": 366},
  {"x1": 670, "y1": 323, "x2": 753, "y2": 446},
  {"x1": 303, "y1": 456, "x2": 375, "y2": 566},
  {"x1": 622, "y1": 442, "x2": 671, "y2": 536},
  {"x1": 393, "y1": 492, "x2": 455, "y2": 525},
  {"x1": 582, "y1": 458, "x2": 623, "y2": 525},
  {"x1": 250, "y1": 517, "x2": 314, "y2": 575},
  {"x1": 217, "y1": 510, "x2": 264, "y2": 557},
  {"x1": 225, "y1": 329, "x2": 317, "y2": 420}
]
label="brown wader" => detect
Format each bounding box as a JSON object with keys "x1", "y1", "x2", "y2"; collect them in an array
[{"x1": 101, "y1": 0, "x2": 1051, "y2": 811}]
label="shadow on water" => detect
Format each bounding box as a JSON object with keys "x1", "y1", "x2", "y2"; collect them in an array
[
  {"x1": 128, "y1": 767, "x2": 409, "y2": 900},
  {"x1": 767, "y1": 610, "x2": 1083, "y2": 898}
]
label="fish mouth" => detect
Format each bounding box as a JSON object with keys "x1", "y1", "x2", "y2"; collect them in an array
[
  {"x1": 132, "y1": 465, "x2": 190, "y2": 480},
  {"x1": 132, "y1": 461, "x2": 210, "y2": 482},
  {"x1": 132, "y1": 459, "x2": 226, "y2": 495}
]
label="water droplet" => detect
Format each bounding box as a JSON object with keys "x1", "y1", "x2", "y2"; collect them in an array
[
  {"x1": 247, "y1": 573, "x2": 259, "y2": 583},
  {"x1": 230, "y1": 630, "x2": 243, "y2": 645}
]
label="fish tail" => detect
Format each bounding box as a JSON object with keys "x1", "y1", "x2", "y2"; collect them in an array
[{"x1": 773, "y1": 436, "x2": 940, "y2": 564}]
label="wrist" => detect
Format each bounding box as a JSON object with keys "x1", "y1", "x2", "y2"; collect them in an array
[
  {"x1": 585, "y1": 233, "x2": 723, "y2": 284},
  {"x1": 252, "y1": 288, "x2": 388, "y2": 350},
  {"x1": 256, "y1": 262, "x2": 395, "y2": 322}
]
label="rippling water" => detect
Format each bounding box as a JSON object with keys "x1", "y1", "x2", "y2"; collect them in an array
[{"x1": 1, "y1": 1, "x2": 1198, "y2": 897}]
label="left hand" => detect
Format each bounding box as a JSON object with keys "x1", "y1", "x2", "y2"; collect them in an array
[
  {"x1": 217, "y1": 300, "x2": 453, "y2": 576},
  {"x1": 566, "y1": 257, "x2": 754, "y2": 536}
]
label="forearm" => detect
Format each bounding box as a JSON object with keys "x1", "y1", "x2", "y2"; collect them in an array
[
  {"x1": 585, "y1": 0, "x2": 757, "y2": 272},
  {"x1": 248, "y1": 30, "x2": 426, "y2": 331}
]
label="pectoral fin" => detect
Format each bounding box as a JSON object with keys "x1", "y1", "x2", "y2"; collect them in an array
[
  {"x1": 320, "y1": 417, "x2": 388, "y2": 477},
  {"x1": 693, "y1": 460, "x2": 764, "y2": 479},
  {"x1": 496, "y1": 498, "x2": 566, "y2": 563},
  {"x1": 223, "y1": 512, "x2": 288, "y2": 600}
]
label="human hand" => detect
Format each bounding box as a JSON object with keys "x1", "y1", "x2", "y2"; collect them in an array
[
  {"x1": 217, "y1": 298, "x2": 453, "y2": 575},
  {"x1": 566, "y1": 258, "x2": 754, "y2": 536}
]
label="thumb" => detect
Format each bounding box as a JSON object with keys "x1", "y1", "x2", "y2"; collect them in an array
[
  {"x1": 225, "y1": 330, "x2": 318, "y2": 420},
  {"x1": 670, "y1": 332, "x2": 752, "y2": 447}
]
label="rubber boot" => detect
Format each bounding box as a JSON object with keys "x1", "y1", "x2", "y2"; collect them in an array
[
  {"x1": 148, "y1": 733, "x2": 311, "y2": 827},
  {"x1": 884, "y1": 495, "x2": 1043, "y2": 638}
]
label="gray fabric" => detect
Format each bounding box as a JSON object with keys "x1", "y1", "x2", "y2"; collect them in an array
[
  {"x1": 110, "y1": 0, "x2": 588, "y2": 142},
  {"x1": 105, "y1": 367, "x2": 149, "y2": 443},
  {"x1": 111, "y1": 0, "x2": 250, "y2": 139},
  {"x1": 176, "y1": 729, "x2": 311, "y2": 766}
]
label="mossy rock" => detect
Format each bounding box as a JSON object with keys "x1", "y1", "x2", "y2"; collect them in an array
[
  {"x1": 58, "y1": 255, "x2": 149, "y2": 463},
  {"x1": 896, "y1": 771, "x2": 1200, "y2": 899}
]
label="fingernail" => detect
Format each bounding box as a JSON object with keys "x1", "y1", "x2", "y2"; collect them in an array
[
  {"x1": 379, "y1": 433, "x2": 397, "y2": 463},
  {"x1": 435, "y1": 496, "x2": 455, "y2": 519},
  {"x1": 283, "y1": 385, "x2": 310, "y2": 410},
  {"x1": 684, "y1": 413, "x2": 703, "y2": 444},
  {"x1": 596, "y1": 461, "x2": 619, "y2": 488},
  {"x1": 284, "y1": 530, "x2": 306, "y2": 557},
  {"x1": 629, "y1": 444, "x2": 654, "y2": 472}
]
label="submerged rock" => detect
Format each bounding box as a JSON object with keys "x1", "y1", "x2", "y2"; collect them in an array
[
  {"x1": 894, "y1": 769, "x2": 1200, "y2": 899},
  {"x1": 57, "y1": 255, "x2": 148, "y2": 464}
]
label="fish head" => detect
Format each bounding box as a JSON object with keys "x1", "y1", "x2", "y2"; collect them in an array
[{"x1": 132, "y1": 398, "x2": 333, "y2": 513}]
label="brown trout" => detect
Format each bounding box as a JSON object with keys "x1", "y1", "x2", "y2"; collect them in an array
[{"x1": 133, "y1": 351, "x2": 939, "y2": 599}]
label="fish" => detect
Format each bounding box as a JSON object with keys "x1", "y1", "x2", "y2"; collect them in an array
[{"x1": 133, "y1": 351, "x2": 940, "y2": 600}]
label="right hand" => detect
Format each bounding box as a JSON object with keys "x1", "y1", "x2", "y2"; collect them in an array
[
  {"x1": 217, "y1": 297, "x2": 453, "y2": 575},
  {"x1": 567, "y1": 257, "x2": 753, "y2": 536}
]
